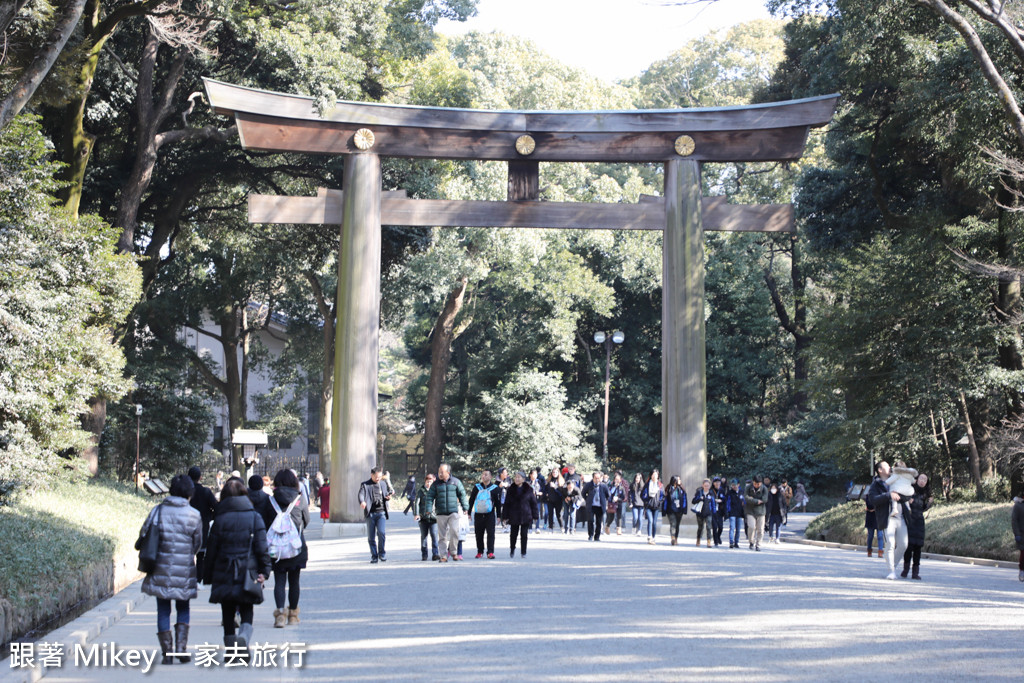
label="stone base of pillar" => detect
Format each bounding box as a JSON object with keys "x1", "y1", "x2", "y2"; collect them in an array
[{"x1": 321, "y1": 522, "x2": 366, "y2": 539}]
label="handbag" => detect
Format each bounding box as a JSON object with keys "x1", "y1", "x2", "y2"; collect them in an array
[
  {"x1": 137, "y1": 505, "x2": 162, "y2": 573},
  {"x1": 692, "y1": 499, "x2": 705, "y2": 515},
  {"x1": 241, "y1": 517, "x2": 264, "y2": 603}
]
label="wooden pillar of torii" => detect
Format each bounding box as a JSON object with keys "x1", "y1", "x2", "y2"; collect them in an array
[{"x1": 204, "y1": 79, "x2": 837, "y2": 524}]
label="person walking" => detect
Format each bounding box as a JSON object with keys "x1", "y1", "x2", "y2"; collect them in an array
[
  {"x1": 607, "y1": 471, "x2": 627, "y2": 536},
  {"x1": 641, "y1": 470, "x2": 664, "y2": 544},
  {"x1": 743, "y1": 476, "x2": 768, "y2": 551},
  {"x1": 691, "y1": 478, "x2": 717, "y2": 547},
  {"x1": 402, "y1": 475, "x2": 417, "y2": 515},
  {"x1": 261, "y1": 469, "x2": 309, "y2": 627},
  {"x1": 297, "y1": 473, "x2": 311, "y2": 507},
  {"x1": 780, "y1": 479, "x2": 793, "y2": 526},
  {"x1": 791, "y1": 481, "x2": 809, "y2": 512},
  {"x1": 468, "y1": 470, "x2": 501, "y2": 558},
  {"x1": 136, "y1": 473, "x2": 202, "y2": 665},
  {"x1": 582, "y1": 470, "x2": 611, "y2": 541},
  {"x1": 901, "y1": 473, "x2": 931, "y2": 580},
  {"x1": 545, "y1": 470, "x2": 564, "y2": 532},
  {"x1": 187, "y1": 466, "x2": 218, "y2": 586},
  {"x1": 630, "y1": 473, "x2": 645, "y2": 536},
  {"x1": 529, "y1": 469, "x2": 545, "y2": 532},
  {"x1": 248, "y1": 475, "x2": 270, "y2": 519},
  {"x1": 425, "y1": 463, "x2": 469, "y2": 562},
  {"x1": 724, "y1": 479, "x2": 744, "y2": 548},
  {"x1": 766, "y1": 481, "x2": 786, "y2": 544},
  {"x1": 867, "y1": 461, "x2": 911, "y2": 580},
  {"x1": 502, "y1": 472, "x2": 539, "y2": 558},
  {"x1": 662, "y1": 476, "x2": 687, "y2": 545},
  {"x1": 496, "y1": 468, "x2": 511, "y2": 533},
  {"x1": 318, "y1": 478, "x2": 331, "y2": 521},
  {"x1": 711, "y1": 477, "x2": 726, "y2": 546},
  {"x1": 561, "y1": 480, "x2": 582, "y2": 534},
  {"x1": 312, "y1": 472, "x2": 324, "y2": 509},
  {"x1": 414, "y1": 473, "x2": 440, "y2": 561},
  {"x1": 204, "y1": 477, "x2": 271, "y2": 656},
  {"x1": 358, "y1": 467, "x2": 391, "y2": 564},
  {"x1": 1013, "y1": 489, "x2": 1024, "y2": 582},
  {"x1": 865, "y1": 497, "x2": 885, "y2": 558}
]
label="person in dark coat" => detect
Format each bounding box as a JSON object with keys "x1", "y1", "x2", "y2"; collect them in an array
[
  {"x1": 662, "y1": 476, "x2": 687, "y2": 545},
  {"x1": 1013, "y1": 490, "x2": 1024, "y2": 582},
  {"x1": 581, "y1": 470, "x2": 610, "y2": 541},
  {"x1": 502, "y1": 472, "x2": 539, "y2": 558},
  {"x1": 402, "y1": 475, "x2": 417, "y2": 514},
  {"x1": 136, "y1": 473, "x2": 202, "y2": 664},
  {"x1": 691, "y1": 478, "x2": 716, "y2": 547},
  {"x1": 766, "y1": 482, "x2": 786, "y2": 544},
  {"x1": 248, "y1": 475, "x2": 270, "y2": 517},
  {"x1": 865, "y1": 497, "x2": 885, "y2": 558},
  {"x1": 188, "y1": 466, "x2": 218, "y2": 584},
  {"x1": 414, "y1": 473, "x2": 440, "y2": 561},
  {"x1": 260, "y1": 469, "x2": 310, "y2": 627},
  {"x1": 902, "y1": 474, "x2": 931, "y2": 579},
  {"x1": 204, "y1": 477, "x2": 271, "y2": 654},
  {"x1": 866, "y1": 461, "x2": 895, "y2": 564}
]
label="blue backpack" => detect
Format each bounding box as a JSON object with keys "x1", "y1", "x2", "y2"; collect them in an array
[{"x1": 474, "y1": 483, "x2": 497, "y2": 514}]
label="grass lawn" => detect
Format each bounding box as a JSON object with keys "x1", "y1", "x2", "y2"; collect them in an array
[
  {"x1": 0, "y1": 477, "x2": 154, "y2": 643},
  {"x1": 805, "y1": 500, "x2": 1019, "y2": 561}
]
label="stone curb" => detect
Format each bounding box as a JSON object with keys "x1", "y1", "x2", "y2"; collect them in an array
[
  {"x1": 780, "y1": 536, "x2": 1016, "y2": 569},
  {"x1": 1, "y1": 580, "x2": 146, "y2": 683}
]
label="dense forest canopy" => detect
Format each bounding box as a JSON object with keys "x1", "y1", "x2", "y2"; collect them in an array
[{"x1": 2, "y1": 0, "x2": 1023, "y2": 502}]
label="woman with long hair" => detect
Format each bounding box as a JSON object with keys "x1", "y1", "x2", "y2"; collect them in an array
[
  {"x1": 663, "y1": 475, "x2": 687, "y2": 545},
  {"x1": 545, "y1": 470, "x2": 564, "y2": 532},
  {"x1": 641, "y1": 469, "x2": 664, "y2": 544},
  {"x1": 259, "y1": 469, "x2": 309, "y2": 628},
  {"x1": 630, "y1": 472, "x2": 645, "y2": 536},
  {"x1": 205, "y1": 477, "x2": 271, "y2": 656}
]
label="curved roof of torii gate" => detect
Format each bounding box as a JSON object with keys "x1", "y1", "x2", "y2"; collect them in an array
[{"x1": 204, "y1": 78, "x2": 838, "y2": 163}]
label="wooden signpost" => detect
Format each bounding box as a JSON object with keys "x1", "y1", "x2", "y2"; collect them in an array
[{"x1": 204, "y1": 79, "x2": 837, "y2": 524}]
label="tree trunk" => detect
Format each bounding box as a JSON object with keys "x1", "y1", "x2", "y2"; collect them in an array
[
  {"x1": 996, "y1": 185, "x2": 1024, "y2": 415},
  {"x1": 423, "y1": 277, "x2": 468, "y2": 474},
  {"x1": 0, "y1": 0, "x2": 87, "y2": 131},
  {"x1": 301, "y1": 270, "x2": 336, "y2": 478},
  {"x1": 80, "y1": 397, "x2": 106, "y2": 475},
  {"x1": 0, "y1": 1, "x2": 30, "y2": 35},
  {"x1": 959, "y1": 390, "x2": 983, "y2": 497},
  {"x1": 764, "y1": 234, "x2": 811, "y2": 421}
]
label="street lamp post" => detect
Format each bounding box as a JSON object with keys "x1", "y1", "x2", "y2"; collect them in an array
[
  {"x1": 135, "y1": 404, "x2": 143, "y2": 493},
  {"x1": 594, "y1": 330, "x2": 625, "y2": 464}
]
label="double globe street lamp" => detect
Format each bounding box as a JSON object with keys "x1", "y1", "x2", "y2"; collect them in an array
[{"x1": 594, "y1": 330, "x2": 625, "y2": 464}]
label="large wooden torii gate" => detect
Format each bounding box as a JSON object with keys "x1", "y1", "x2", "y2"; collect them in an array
[{"x1": 204, "y1": 79, "x2": 837, "y2": 524}]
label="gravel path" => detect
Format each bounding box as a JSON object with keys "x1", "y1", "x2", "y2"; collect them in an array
[{"x1": 20, "y1": 512, "x2": 1024, "y2": 682}]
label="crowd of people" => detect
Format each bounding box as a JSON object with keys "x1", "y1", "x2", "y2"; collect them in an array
[{"x1": 347, "y1": 463, "x2": 814, "y2": 563}]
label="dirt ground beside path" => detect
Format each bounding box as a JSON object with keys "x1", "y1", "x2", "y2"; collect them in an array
[{"x1": 20, "y1": 513, "x2": 1024, "y2": 683}]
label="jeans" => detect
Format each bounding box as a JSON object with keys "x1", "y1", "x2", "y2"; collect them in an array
[
  {"x1": 273, "y1": 568, "x2": 300, "y2": 610},
  {"x1": 510, "y1": 523, "x2": 529, "y2": 554},
  {"x1": 534, "y1": 505, "x2": 543, "y2": 531},
  {"x1": 885, "y1": 516, "x2": 908, "y2": 574},
  {"x1": 712, "y1": 514, "x2": 724, "y2": 545},
  {"x1": 419, "y1": 519, "x2": 439, "y2": 558},
  {"x1": 562, "y1": 506, "x2": 577, "y2": 531},
  {"x1": 768, "y1": 513, "x2": 783, "y2": 540},
  {"x1": 728, "y1": 516, "x2": 742, "y2": 545},
  {"x1": 696, "y1": 515, "x2": 713, "y2": 542},
  {"x1": 666, "y1": 511, "x2": 684, "y2": 539},
  {"x1": 632, "y1": 505, "x2": 643, "y2": 533},
  {"x1": 866, "y1": 528, "x2": 885, "y2": 552},
  {"x1": 366, "y1": 511, "x2": 386, "y2": 560},
  {"x1": 588, "y1": 506, "x2": 605, "y2": 540},
  {"x1": 156, "y1": 598, "x2": 189, "y2": 632},
  {"x1": 644, "y1": 508, "x2": 660, "y2": 538},
  {"x1": 438, "y1": 512, "x2": 461, "y2": 557},
  {"x1": 546, "y1": 501, "x2": 562, "y2": 530},
  {"x1": 220, "y1": 602, "x2": 252, "y2": 636},
  {"x1": 474, "y1": 512, "x2": 496, "y2": 554},
  {"x1": 745, "y1": 513, "x2": 765, "y2": 547}
]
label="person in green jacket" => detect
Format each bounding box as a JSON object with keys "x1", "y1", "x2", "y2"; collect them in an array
[
  {"x1": 743, "y1": 476, "x2": 768, "y2": 551},
  {"x1": 413, "y1": 473, "x2": 439, "y2": 561},
  {"x1": 424, "y1": 464, "x2": 470, "y2": 562}
]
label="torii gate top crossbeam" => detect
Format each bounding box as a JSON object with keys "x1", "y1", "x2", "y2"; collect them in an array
[{"x1": 204, "y1": 79, "x2": 838, "y2": 163}]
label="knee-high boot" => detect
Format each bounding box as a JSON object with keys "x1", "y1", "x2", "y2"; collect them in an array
[
  {"x1": 157, "y1": 631, "x2": 174, "y2": 665},
  {"x1": 174, "y1": 623, "x2": 191, "y2": 663}
]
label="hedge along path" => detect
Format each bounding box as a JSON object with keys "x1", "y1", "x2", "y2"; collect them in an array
[{"x1": 804, "y1": 500, "x2": 1019, "y2": 562}]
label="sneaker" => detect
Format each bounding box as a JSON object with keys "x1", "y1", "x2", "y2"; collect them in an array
[
  {"x1": 380, "y1": 556, "x2": 386, "y2": 562},
  {"x1": 749, "y1": 543, "x2": 754, "y2": 550},
  {"x1": 755, "y1": 545, "x2": 760, "y2": 551},
  {"x1": 521, "y1": 552, "x2": 526, "y2": 558},
  {"x1": 487, "y1": 553, "x2": 495, "y2": 559},
  {"x1": 432, "y1": 555, "x2": 441, "y2": 561},
  {"x1": 438, "y1": 556, "x2": 448, "y2": 563},
  {"x1": 1019, "y1": 569, "x2": 1024, "y2": 582},
  {"x1": 886, "y1": 572, "x2": 896, "y2": 580},
  {"x1": 370, "y1": 558, "x2": 378, "y2": 564},
  {"x1": 454, "y1": 555, "x2": 463, "y2": 561},
  {"x1": 475, "y1": 553, "x2": 483, "y2": 559}
]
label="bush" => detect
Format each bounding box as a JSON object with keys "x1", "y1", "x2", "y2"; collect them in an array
[{"x1": 806, "y1": 500, "x2": 1018, "y2": 561}]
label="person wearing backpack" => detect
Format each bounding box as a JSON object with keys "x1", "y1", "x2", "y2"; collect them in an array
[
  {"x1": 468, "y1": 470, "x2": 502, "y2": 559},
  {"x1": 259, "y1": 469, "x2": 309, "y2": 629},
  {"x1": 358, "y1": 467, "x2": 392, "y2": 565}
]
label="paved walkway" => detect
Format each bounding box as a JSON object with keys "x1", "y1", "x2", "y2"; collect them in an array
[{"x1": 10, "y1": 513, "x2": 1024, "y2": 682}]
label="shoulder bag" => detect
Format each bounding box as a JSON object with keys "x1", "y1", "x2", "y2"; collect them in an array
[{"x1": 137, "y1": 505, "x2": 162, "y2": 573}]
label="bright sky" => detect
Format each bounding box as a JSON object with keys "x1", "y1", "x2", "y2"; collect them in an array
[{"x1": 436, "y1": 0, "x2": 773, "y2": 82}]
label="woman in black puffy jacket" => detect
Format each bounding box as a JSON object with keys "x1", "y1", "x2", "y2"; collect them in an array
[{"x1": 204, "y1": 477, "x2": 272, "y2": 654}]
